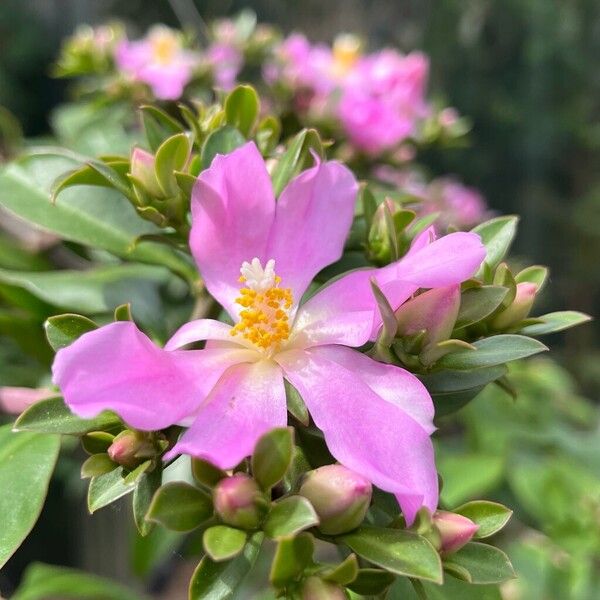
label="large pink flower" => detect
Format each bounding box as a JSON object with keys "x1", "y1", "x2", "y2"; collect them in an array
[
  {"x1": 115, "y1": 26, "x2": 200, "y2": 100},
  {"x1": 52, "y1": 143, "x2": 484, "y2": 524}
]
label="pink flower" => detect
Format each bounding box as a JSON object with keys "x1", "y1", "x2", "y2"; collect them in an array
[
  {"x1": 338, "y1": 50, "x2": 429, "y2": 154},
  {"x1": 205, "y1": 42, "x2": 243, "y2": 90},
  {"x1": 0, "y1": 387, "x2": 54, "y2": 415},
  {"x1": 115, "y1": 26, "x2": 200, "y2": 100},
  {"x1": 52, "y1": 143, "x2": 484, "y2": 524}
]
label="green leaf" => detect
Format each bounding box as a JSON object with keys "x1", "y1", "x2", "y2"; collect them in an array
[
  {"x1": 454, "y1": 501, "x2": 513, "y2": 539},
  {"x1": 15, "y1": 397, "x2": 121, "y2": 435},
  {"x1": 271, "y1": 129, "x2": 324, "y2": 196},
  {"x1": 0, "y1": 155, "x2": 195, "y2": 281},
  {"x1": 203, "y1": 525, "x2": 248, "y2": 562},
  {"x1": 81, "y1": 453, "x2": 116, "y2": 478},
  {"x1": 225, "y1": 85, "x2": 260, "y2": 137},
  {"x1": 321, "y1": 553, "x2": 359, "y2": 585},
  {"x1": 340, "y1": 526, "x2": 443, "y2": 583},
  {"x1": 114, "y1": 302, "x2": 133, "y2": 321},
  {"x1": 437, "y1": 454, "x2": 505, "y2": 507},
  {"x1": 133, "y1": 468, "x2": 162, "y2": 536},
  {"x1": 472, "y1": 216, "x2": 519, "y2": 276},
  {"x1": 155, "y1": 133, "x2": 191, "y2": 196},
  {"x1": 444, "y1": 542, "x2": 515, "y2": 584},
  {"x1": 515, "y1": 265, "x2": 549, "y2": 291},
  {"x1": 192, "y1": 457, "x2": 227, "y2": 487},
  {"x1": 87, "y1": 467, "x2": 136, "y2": 513},
  {"x1": 455, "y1": 286, "x2": 508, "y2": 329},
  {"x1": 436, "y1": 335, "x2": 547, "y2": 370},
  {"x1": 347, "y1": 568, "x2": 396, "y2": 595},
  {"x1": 391, "y1": 574, "x2": 503, "y2": 599},
  {"x1": 81, "y1": 431, "x2": 114, "y2": 454},
  {"x1": 201, "y1": 125, "x2": 246, "y2": 169},
  {"x1": 44, "y1": 313, "x2": 98, "y2": 351},
  {"x1": 270, "y1": 532, "x2": 314, "y2": 588},
  {"x1": 252, "y1": 427, "x2": 294, "y2": 490},
  {"x1": 519, "y1": 311, "x2": 591, "y2": 336},
  {"x1": 0, "y1": 426, "x2": 60, "y2": 569},
  {"x1": 11, "y1": 562, "x2": 148, "y2": 600},
  {"x1": 285, "y1": 379, "x2": 309, "y2": 426},
  {"x1": 51, "y1": 161, "x2": 128, "y2": 202},
  {"x1": 263, "y1": 495, "x2": 319, "y2": 539},
  {"x1": 189, "y1": 533, "x2": 263, "y2": 599},
  {"x1": 256, "y1": 116, "x2": 281, "y2": 154},
  {"x1": 145, "y1": 482, "x2": 212, "y2": 531},
  {"x1": 140, "y1": 105, "x2": 184, "y2": 152}
]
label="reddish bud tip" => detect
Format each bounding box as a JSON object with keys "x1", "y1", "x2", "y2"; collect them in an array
[
  {"x1": 433, "y1": 511, "x2": 479, "y2": 555},
  {"x1": 213, "y1": 473, "x2": 266, "y2": 530}
]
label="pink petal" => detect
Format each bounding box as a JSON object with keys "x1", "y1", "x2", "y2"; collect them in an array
[
  {"x1": 0, "y1": 387, "x2": 54, "y2": 415},
  {"x1": 164, "y1": 360, "x2": 287, "y2": 468},
  {"x1": 277, "y1": 348, "x2": 438, "y2": 524},
  {"x1": 52, "y1": 321, "x2": 254, "y2": 430},
  {"x1": 266, "y1": 159, "x2": 358, "y2": 301},
  {"x1": 165, "y1": 319, "x2": 244, "y2": 350},
  {"x1": 190, "y1": 142, "x2": 275, "y2": 318}
]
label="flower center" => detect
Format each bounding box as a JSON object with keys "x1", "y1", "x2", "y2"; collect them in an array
[
  {"x1": 230, "y1": 258, "x2": 294, "y2": 353},
  {"x1": 151, "y1": 30, "x2": 178, "y2": 65},
  {"x1": 332, "y1": 34, "x2": 361, "y2": 77}
]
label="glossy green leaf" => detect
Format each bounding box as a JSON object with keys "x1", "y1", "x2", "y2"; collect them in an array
[
  {"x1": 436, "y1": 335, "x2": 547, "y2": 370},
  {"x1": 256, "y1": 116, "x2": 281, "y2": 154},
  {"x1": 271, "y1": 129, "x2": 324, "y2": 196},
  {"x1": 133, "y1": 468, "x2": 162, "y2": 536},
  {"x1": 519, "y1": 311, "x2": 591, "y2": 336},
  {"x1": 81, "y1": 453, "x2": 116, "y2": 478},
  {"x1": 88, "y1": 467, "x2": 136, "y2": 513},
  {"x1": 15, "y1": 397, "x2": 121, "y2": 435},
  {"x1": 225, "y1": 85, "x2": 260, "y2": 137},
  {"x1": 454, "y1": 501, "x2": 513, "y2": 539},
  {"x1": 155, "y1": 133, "x2": 191, "y2": 196},
  {"x1": 145, "y1": 482, "x2": 212, "y2": 531},
  {"x1": 347, "y1": 568, "x2": 396, "y2": 595},
  {"x1": 390, "y1": 574, "x2": 502, "y2": 599},
  {"x1": 201, "y1": 125, "x2": 246, "y2": 169},
  {"x1": 340, "y1": 527, "x2": 443, "y2": 583},
  {"x1": 252, "y1": 427, "x2": 294, "y2": 490},
  {"x1": 472, "y1": 216, "x2": 519, "y2": 276},
  {"x1": 11, "y1": 562, "x2": 148, "y2": 600},
  {"x1": 515, "y1": 265, "x2": 549, "y2": 291},
  {"x1": 285, "y1": 379, "x2": 309, "y2": 426},
  {"x1": 444, "y1": 542, "x2": 515, "y2": 584},
  {"x1": 140, "y1": 105, "x2": 183, "y2": 151},
  {"x1": 0, "y1": 155, "x2": 195, "y2": 281},
  {"x1": 270, "y1": 532, "x2": 314, "y2": 588},
  {"x1": 263, "y1": 495, "x2": 319, "y2": 539},
  {"x1": 321, "y1": 553, "x2": 359, "y2": 585},
  {"x1": 81, "y1": 431, "x2": 114, "y2": 454},
  {"x1": 189, "y1": 532, "x2": 263, "y2": 600},
  {"x1": 455, "y1": 286, "x2": 508, "y2": 329},
  {"x1": 51, "y1": 161, "x2": 129, "y2": 202},
  {"x1": 0, "y1": 426, "x2": 60, "y2": 569},
  {"x1": 203, "y1": 525, "x2": 248, "y2": 562},
  {"x1": 192, "y1": 457, "x2": 227, "y2": 487},
  {"x1": 44, "y1": 313, "x2": 98, "y2": 351}
]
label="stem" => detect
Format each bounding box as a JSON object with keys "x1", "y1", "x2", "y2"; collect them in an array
[{"x1": 409, "y1": 578, "x2": 428, "y2": 600}]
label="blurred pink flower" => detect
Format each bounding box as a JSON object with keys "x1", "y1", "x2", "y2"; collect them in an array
[
  {"x1": 424, "y1": 178, "x2": 489, "y2": 229},
  {"x1": 0, "y1": 387, "x2": 54, "y2": 415},
  {"x1": 205, "y1": 42, "x2": 243, "y2": 90},
  {"x1": 115, "y1": 26, "x2": 200, "y2": 100}
]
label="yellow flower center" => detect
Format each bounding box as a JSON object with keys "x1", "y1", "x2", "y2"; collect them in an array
[
  {"x1": 332, "y1": 34, "x2": 362, "y2": 77},
  {"x1": 230, "y1": 259, "x2": 293, "y2": 354},
  {"x1": 151, "y1": 29, "x2": 178, "y2": 65}
]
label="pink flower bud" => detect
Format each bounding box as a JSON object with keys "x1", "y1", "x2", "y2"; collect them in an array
[
  {"x1": 299, "y1": 464, "x2": 372, "y2": 535},
  {"x1": 213, "y1": 473, "x2": 266, "y2": 530},
  {"x1": 433, "y1": 511, "x2": 479, "y2": 555},
  {"x1": 107, "y1": 430, "x2": 155, "y2": 469},
  {"x1": 130, "y1": 147, "x2": 163, "y2": 197},
  {"x1": 301, "y1": 576, "x2": 347, "y2": 599},
  {"x1": 491, "y1": 282, "x2": 538, "y2": 329}
]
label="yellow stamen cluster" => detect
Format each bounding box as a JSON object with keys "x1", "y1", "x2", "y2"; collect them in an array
[
  {"x1": 332, "y1": 34, "x2": 362, "y2": 76},
  {"x1": 231, "y1": 274, "x2": 293, "y2": 353},
  {"x1": 151, "y1": 31, "x2": 178, "y2": 64}
]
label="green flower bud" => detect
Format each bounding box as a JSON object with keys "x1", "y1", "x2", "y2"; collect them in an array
[
  {"x1": 107, "y1": 430, "x2": 157, "y2": 470},
  {"x1": 433, "y1": 510, "x2": 479, "y2": 555},
  {"x1": 213, "y1": 473, "x2": 266, "y2": 530},
  {"x1": 130, "y1": 147, "x2": 164, "y2": 198},
  {"x1": 367, "y1": 198, "x2": 399, "y2": 264},
  {"x1": 491, "y1": 282, "x2": 538, "y2": 329},
  {"x1": 300, "y1": 576, "x2": 347, "y2": 599},
  {"x1": 299, "y1": 464, "x2": 372, "y2": 535}
]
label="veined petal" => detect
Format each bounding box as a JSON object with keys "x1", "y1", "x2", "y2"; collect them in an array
[
  {"x1": 52, "y1": 321, "x2": 253, "y2": 430},
  {"x1": 165, "y1": 318, "x2": 254, "y2": 351},
  {"x1": 277, "y1": 348, "x2": 438, "y2": 524},
  {"x1": 190, "y1": 142, "x2": 275, "y2": 318},
  {"x1": 267, "y1": 159, "x2": 358, "y2": 301},
  {"x1": 164, "y1": 360, "x2": 287, "y2": 468}
]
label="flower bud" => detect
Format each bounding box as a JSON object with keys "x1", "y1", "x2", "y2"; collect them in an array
[
  {"x1": 433, "y1": 511, "x2": 479, "y2": 555},
  {"x1": 107, "y1": 430, "x2": 156, "y2": 470},
  {"x1": 130, "y1": 147, "x2": 164, "y2": 198},
  {"x1": 368, "y1": 198, "x2": 402, "y2": 264},
  {"x1": 491, "y1": 282, "x2": 538, "y2": 329},
  {"x1": 299, "y1": 464, "x2": 372, "y2": 535},
  {"x1": 300, "y1": 576, "x2": 347, "y2": 600},
  {"x1": 213, "y1": 473, "x2": 266, "y2": 530}
]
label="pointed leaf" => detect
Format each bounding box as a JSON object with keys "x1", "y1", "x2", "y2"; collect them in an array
[
  {"x1": 81, "y1": 454, "x2": 117, "y2": 478},
  {"x1": 472, "y1": 216, "x2": 519, "y2": 276},
  {"x1": 321, "y1": 553, "x2": 359, "y2": 585},
  {"x1": 192, "y1": 458, "x2": 227, "y2": 488},
  {"x1": 519, "y1": 311, "x2": 591, "y2": 336},
  {"x1": 133, "y1": 468, "x2": 162, "y2": 536},
  {"x1": 347, "y1": 568, "x2": 396, "y2": 595},
  {"x1": 201, "y1": 125, "x2": 246, "y2": 169},
  {"x1": 270, "y1": 532, "x2": 314, "y2": 588},
  {"x1": 155, "y1": 133, "x2": 191, "y2": 196},
  {"x1": 252, "y1": 427, "x2": 294, "y2": 490},
  {"x1": 455, "y1": 286, "x2": 508, "y2": 329},
  {"x1": 263, "y1": 496, "x2": 319, "y2": 539},
  {"x1": 44, "y1": 314, "x2": 98, "y2": 351},
  {"x1": 454, "y1": 501, "x2": 513, "y2": 539},
  {"x1": 445, "y1": 542, "x2": 515, "y2": 584},
  {"x1": 88, "y1": 467, "x2": 136, "y2": 513}
]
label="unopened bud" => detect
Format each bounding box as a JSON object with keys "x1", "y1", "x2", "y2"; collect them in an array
[
  {"x1": 491, "y1": 282, "x2": 538, "y2": 329},
  {"x1": 368, "y1": 198, "x2": 402, "y2": 264},
  {"x1": 301, "y1": 576, "x2": 347, "y2": 600},
  {"x1": 433, "y1": 511, "x2": 479, "y2": 555},
  {"x1": 213, "y1": 473, "x2": 266, "y2": 530},
  {"x1": 130, "y1": 147, "x2": 163, "y2": 197},
  {"x1": 299, "y1": 464, "x2": 372, "y2": 535},
  {"x1": 107, "y1": 430, "x2": 156, "y2": 469}
]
